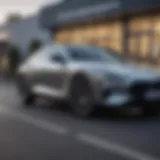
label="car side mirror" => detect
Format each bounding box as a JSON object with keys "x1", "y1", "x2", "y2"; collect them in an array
[{"x1": 52, "y1": 54, "x2": 66, "y2": 65}]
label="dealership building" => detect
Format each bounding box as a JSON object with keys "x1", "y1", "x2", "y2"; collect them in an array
[{"x1": 40, "y1": 0, "x2": 160, "y2": 64}]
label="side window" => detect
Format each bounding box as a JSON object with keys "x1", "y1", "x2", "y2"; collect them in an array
[
  {"x1": 50, "y1": 53, "x2": 66, "y2": 64},
  {"x1": 49, "y1": 46, "x2": 68, "y2": 64}
]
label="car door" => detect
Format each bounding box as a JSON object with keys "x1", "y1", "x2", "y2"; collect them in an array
[{"x1": 40, "y1": 46, "x2": 69, "y2": 97}]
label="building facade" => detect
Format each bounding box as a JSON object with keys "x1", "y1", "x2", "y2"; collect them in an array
[{"x1": 40, "y1": 0, "x2": 160, "y2": 65}]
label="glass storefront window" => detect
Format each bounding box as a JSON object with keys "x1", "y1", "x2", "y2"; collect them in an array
[
  {"x1": 129, "y1": 37, "x2": 137, "y2": 55},
  {"x1": 55, "y1": 14, "x2": 160, "y2": 66},
  {"x1": 55, "y1": 21, "x2": 122, "y2": 52},
  {"x1": 128, "y1": 16, "x2": 154, "y2": 59},
  {"x1": 140, "y1": 35, "x2": 149, "y2": 57},
  {"x1": 152, "y1": 16, "x2": 160, "y2": 61}
]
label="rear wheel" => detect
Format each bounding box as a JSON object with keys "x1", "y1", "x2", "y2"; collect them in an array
[
  {"x1": 16, "y1": 77, "x2": 35, "y2": 107},
  {"x1": 69, "y1": 75, "x2": 95, "y2": 118},
  {"x1": 23, "y1": 91, "x2": 36, "y2": 107}
]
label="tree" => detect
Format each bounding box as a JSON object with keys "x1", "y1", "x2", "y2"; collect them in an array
[
  {"x1": 28, "y1": 39, "x2": 42, "y2": 55},
  {"x1": 8, "y1": 45, "x2": 21, "y2": 75},
  {"x1": 7, "y1": 13, "x2": 22, "y2": 24}
]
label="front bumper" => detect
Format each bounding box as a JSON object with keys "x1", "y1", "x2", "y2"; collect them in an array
[{"x1": 104, "y1": 90, "x2": 160, "y2": 108}]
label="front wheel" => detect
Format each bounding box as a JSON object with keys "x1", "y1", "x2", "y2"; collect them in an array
[{"x1": 69, "y1": 76, "x2": 95, "y2": 118}]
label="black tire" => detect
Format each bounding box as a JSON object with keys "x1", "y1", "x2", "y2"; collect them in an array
[
  {"x1": 16, "y1": 77, "x2": 35, "y2": 107},
  {"x1": 23, "y1": 92, "x2": 35, "y2": 107},
  {"x1": 142, "y1": 107, "x2": 158, "y2": 117},
  {"x1": 69, "y1": 75, "x2": 95, "y2": 118}
]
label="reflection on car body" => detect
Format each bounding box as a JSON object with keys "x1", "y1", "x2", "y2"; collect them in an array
[{"x1": 17, "y1": 44, "x2": 160, "y2": 117}]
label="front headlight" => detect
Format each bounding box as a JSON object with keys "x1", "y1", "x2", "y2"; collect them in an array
[{"x1": 90, "y1": 72, "x2": 130, "y2": 89}]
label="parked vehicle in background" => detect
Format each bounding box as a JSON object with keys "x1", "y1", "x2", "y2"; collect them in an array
[{"x1": 16, "y1": 44, "x2": 160, "y2": 117}]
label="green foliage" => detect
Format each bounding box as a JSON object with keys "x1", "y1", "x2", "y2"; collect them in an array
[
  {"x1": 7, "y1": 13, "x2": 22, "y2": 23},
  {"x1": 8, "y1": 45, "x2": 21, "y2": 74},
  {"x1": 28, "y1": 39, "x2": 42, "y2": 55}
]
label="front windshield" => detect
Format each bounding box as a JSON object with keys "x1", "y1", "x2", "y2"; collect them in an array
[{"x1": 67, "y1": 46, "x2": 124, "y2": 62}]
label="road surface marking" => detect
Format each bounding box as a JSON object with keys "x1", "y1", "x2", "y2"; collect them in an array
[
  {"x1": 77, "y1": 133, "x2": 158, "y2": 160},
  {"x1": 0, "y1": 107, "x2": 68, "y2": 135},
  {"x1": 0, "y1": 106, "x2": 159, "y2": 160}
]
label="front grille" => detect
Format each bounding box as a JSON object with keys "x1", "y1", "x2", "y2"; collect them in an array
[
  {"x1": 130, "y1": 82, "x2": 151, "y2": 96},
  {"x1": 102, "y1": 89, "x2": 111, "y2": 98},
  {"x1": 153, "y1": 81, "x2": 160, "y2": 89}
]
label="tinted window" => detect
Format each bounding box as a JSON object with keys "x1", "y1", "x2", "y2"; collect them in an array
[
  {"x1": 68, "y1": 46, "x2": 123, "y2": 62},
  {"x1": 105, "y1": 48, "x2": 124, "y2": 62}
]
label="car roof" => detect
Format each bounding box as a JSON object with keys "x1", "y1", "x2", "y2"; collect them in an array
[
  {"x1": 64, "y1": 44, "x2": 100, "y2": 49},
  {"x1": 44, "y1": 43, "x2": 100, "y2": 49}
]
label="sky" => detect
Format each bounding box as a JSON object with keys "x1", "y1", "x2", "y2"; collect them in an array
[{"x1": 0, "y1": 0, "x2": 61, "y2": 24}]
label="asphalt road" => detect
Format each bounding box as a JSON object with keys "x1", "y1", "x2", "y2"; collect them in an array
[{"x1": 0, "y1": 81, "x2": 160, "y2": 160}]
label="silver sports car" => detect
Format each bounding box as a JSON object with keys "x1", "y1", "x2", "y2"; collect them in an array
[{"x1": 17, "y1": 44, "x2": 160, "y2": 117}]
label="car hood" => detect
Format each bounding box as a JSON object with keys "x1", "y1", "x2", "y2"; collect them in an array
[
  {"x1": 74, "y1": 62, "x2": 160, "y2": 82},
  {"x1": 106, "y1": 63, "x2": 159, "y2": 80}
]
